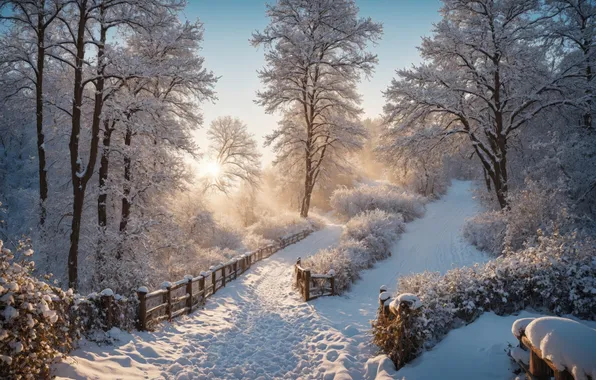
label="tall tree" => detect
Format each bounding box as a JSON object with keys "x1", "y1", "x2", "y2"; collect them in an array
[
  {"x1": 114, "y1": 19, "x2": 217, "y2": 240},
  {"x1": 54, "y1": 0, "x2": 171, "y2": 289},
  {"x1": 384, "y1": 0, "x2": 573, "y2": 209},
  {"x1": 204, "y1": 116, "x2": 261, "y2": 194},
  {"x1": 548, "y1": 0, "x2": 596, "y2": 131},
  {"x1": 0, "y1": 0, "x2": 65, "y2": 226},
  {"x1": 252, "y1": 0, "x2": 382, "y2": 217}
]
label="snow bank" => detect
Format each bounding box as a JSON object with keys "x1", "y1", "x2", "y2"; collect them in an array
[
  {"x1": 525, "y1": 317, "x2": 596, "y2": 380},
  {"x1": 364, "y1": 355, "x2": 398, "y2": 380}
]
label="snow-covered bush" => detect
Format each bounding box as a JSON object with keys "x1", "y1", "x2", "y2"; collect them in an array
[
  {"x1": 0, "y1": 241, "x2": 78, "y2": 378},
  {"x1": 343, "y1": 210, "x2": 405, "y2": 262},
  {"x1": 303, "y1": 240, "x2": 368, "y2": 292},
  {"x1": 248, "y1": 213, "x2": 324, "y2": 240},
  {"x1": 373, "y1": 232, "x2": 596, "y2": 369},
  {"x1": 330, "y1": 183, "x2": 425, "y2": 221},
  {"x1": 464, "y1": 181, "x2": 568, "y2": 256},
  {"x1": 462, "y1": 211, "x2": 506, "y2": 255},
  {"x1": 303, "y1": 211, "x2": 406, "y2": 294}
]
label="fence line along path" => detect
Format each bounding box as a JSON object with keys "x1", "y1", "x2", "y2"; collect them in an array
[{"x1": 136, "y1": 229, "x2": 312, "y2": 330}]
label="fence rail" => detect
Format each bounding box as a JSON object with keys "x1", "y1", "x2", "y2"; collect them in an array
[
  {"x1": 294, "y1": 258, "x2": 335, "y2": 301},
  {"x1": 513, "y1": 329, "x2": 585, "y2": 380},
  {"x1": 133, "y1": 229, "x2": 312, "y2": 330}
]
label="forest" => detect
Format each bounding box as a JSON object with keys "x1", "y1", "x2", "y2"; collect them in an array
[{"x1": 0, "y1": 0, "x2": 594, "y2": 378}]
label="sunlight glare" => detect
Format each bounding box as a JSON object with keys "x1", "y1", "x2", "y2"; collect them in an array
[{"x1": 205, "y1": 161, "x2": 221, "y2": 178}]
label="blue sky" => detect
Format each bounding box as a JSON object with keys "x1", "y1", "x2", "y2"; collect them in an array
[{"x1": 183, "y1": 0, "x2": 442, "y2": 164}]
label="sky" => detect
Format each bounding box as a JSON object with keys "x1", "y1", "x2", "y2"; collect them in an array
[{"x1": 183, "y1": 0, "x2": 443, "y2": 165}]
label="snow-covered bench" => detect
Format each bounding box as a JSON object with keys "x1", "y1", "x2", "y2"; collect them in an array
[{"x1": 510, "y1": 316, "x2": 596, "y2": 380}]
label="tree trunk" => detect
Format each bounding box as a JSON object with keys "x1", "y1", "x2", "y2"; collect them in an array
[
  {"x1": 36, "y1": 16, "x2": 48, "y2": 226},
  {"x1": 68, "y1": 1, "x2": 105, "y2": 289},
  {"x1": 98, "y1": 120, "x2": 114, "y2": 228},
  {"x1": 119, "y1": 125, "x2": 132, "y2": 240}
]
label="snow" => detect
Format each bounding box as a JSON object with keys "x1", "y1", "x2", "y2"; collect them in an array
[
  {"x1": 512, "y1": 317, "x2": 535, "y2": 338},
  {"x1": 382, "y1": 311, "x2": 542, "y2": 379},
  {"x1": 525, "y1": 317, "x2": 596, "y2": 380},
  {"x1": 137, "y1": 286, "x2": 148, "y2": 293},
  {"x1": 54, "y1": 180, "x2": 493, "y2": 379},
  {"x1": 395, "y1": 293, "x2": 422, "y2": 309},
  {"x1": 100, "y1": 288, "x2": 114, "y2": 297},
  {"x1": 509, "y1": 346, "x2": 530, "y2": 365},
  {"x1": 379, "y1": 292, "x2": 390, "y2": 302}
]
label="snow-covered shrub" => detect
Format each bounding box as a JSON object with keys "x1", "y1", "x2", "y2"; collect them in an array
[
  {"x1": 0, "y1": 241, "x2": 78, "y2": 378},
  {"x1": 248, "y1": 213, "x2": 323, "y2": 240},
  {"x1": 343, "y1": 210, "x2": 405, "y2": 261},
  {"x1": 503, "y1": 180, "x2": 567, "y2": 251},
  {"x1": 330, "y1": 183, "x2": 425, "y2": 221},
  {"x1": 462, "y1": 211, "x2": 506, "y2": 255},
  {"x1": 303, "y1": 240, "x2": 368, "y2": 292},
  {"x1": 303, "y1": 211, "x2": 406, "y2": 294},
  {"x1": 373, "y1": 232, "x2": 596, "y2": 369}
]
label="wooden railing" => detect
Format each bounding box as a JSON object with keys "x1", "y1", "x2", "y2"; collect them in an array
[
  {"x1": 136, "y1": 229, "x2": 312, "y2": 330},
  {"x1": 513, "y1": 328, "x2": 589, "y2": 380},
  {"x1": 294, "y1": 258, "x2": 335, "y2": 301}
]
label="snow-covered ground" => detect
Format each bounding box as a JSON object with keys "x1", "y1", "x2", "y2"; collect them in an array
[{"x1": 55, "y1": 180, "x2": 492, "y2": 379}]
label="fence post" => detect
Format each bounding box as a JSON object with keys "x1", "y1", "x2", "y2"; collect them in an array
[
  {"x1": 330, "y1": 276, "x2": 335, "y2": 296},
  {"x1": 304, "y1": 269, "x2": 311, "y2": 302},
  {"x1": 530, "y1": 350, "x2": 550, "y2": 379},
  {"x1": 233, "y1": 260, "x2": 238, "y2": 280},
  {"x1": 137, "y1": 286, "x2": 148, "y2": 331},
  {"x1": 164, "y1": 282, "x2": 172, "y2": 321},
  {"x1": 185, "y1": 275, "x2": 193, "y2": 314},
  {"x1": 222, "y1": 266, "x2": 226, "y2": 287},
  {"x1": 101, "y1": 288, "x2": 114, "y2": 330},
  {"x1": 211, "y1": 270, "x2": 217, "y2": 294},
  {"x1": 198, "y1": 274, "x2": 206, "y2": 304}
]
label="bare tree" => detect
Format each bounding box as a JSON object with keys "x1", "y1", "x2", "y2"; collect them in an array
[
  {"x1": 384, "y1": 0, "x2": 575, "y2": 209},
  {"x1": 0, "y1": 0, "x2": 65, "y2": 226},
  {"x1": 204, "y1": 116, "x2": 261, "y2": 194},
  {"x1": 252, "y1": 0, "x2": 382, "y2": 217}
]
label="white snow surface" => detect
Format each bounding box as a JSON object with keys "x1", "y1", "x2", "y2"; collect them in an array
[
  {"x1": 525, "y1": 316, "x2": 596, "y2": 380},
  {"x1": 55, "y1": 180, "x2": 491, "y2": 379}
]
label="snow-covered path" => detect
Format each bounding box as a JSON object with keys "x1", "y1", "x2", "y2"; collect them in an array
[
  {"x1": 56, "y1": 225, "x2": 356, "y2": 379},
  {"x1": 55, "y1": 180, "x2": 489, "y2": 379},
  {"x1": 310, "y1": 179, "x2": 492, "y2": 378}
]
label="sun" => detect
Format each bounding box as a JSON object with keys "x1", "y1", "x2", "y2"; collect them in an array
[{"x1": 204, "y1": 160, "x2": 221, "y2": 178}]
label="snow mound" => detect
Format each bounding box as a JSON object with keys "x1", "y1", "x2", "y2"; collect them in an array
[
  {"x1": 512, "y1": 317, "x2": 535, "y2": 338},
  {"x1": 509, "y1": 346, "x2": 529, "y2": 365},
  {"x1": 396, "y1": 293, "x2": 422, "y2": 309},
  {"x1": 525, "y1": 317, "x2": 596, "y2": 380},
  {"x1": 100, "y1": 288, "x2": 114, "y2": 297},
  {"x1": 364, "y1": 355, "x2": 398, "y2": 380},
  {"x1": 379, "y1": 291, "x2": 391, "y2": 302}
]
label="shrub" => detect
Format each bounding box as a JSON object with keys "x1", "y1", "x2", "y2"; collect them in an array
[
  {"x1": 462, "y1": 211, "x2": 506, "y2": 255},
  {"x1": 373, "y1": 232, "x2": 596, "y2": 370},
  {"x1": 0, "y1": 241, "x2": 78, "y2": 379},
  {"x1": 248, "y1": 213, "x2": 324, "y2": 240},
  {"x1": 343, "y1": 210, "x2": 405, "y2": 262},
  {"x1": 303, "y1": 210, "x2": 406, "y2": 294},
  {"x1": 330, "y1": 183, "x2": 425, "y2": 222}
]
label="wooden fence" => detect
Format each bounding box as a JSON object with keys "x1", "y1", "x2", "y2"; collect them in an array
[
  {"x1": 294, "y1": 258, "x2": 335, "y2": 301},
  {"x1": 513, "y1": 330, "x2": 583, "y2": 380},
  {"x1": 131, "y1": 229, "x2": 312, "y2": 330}
]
